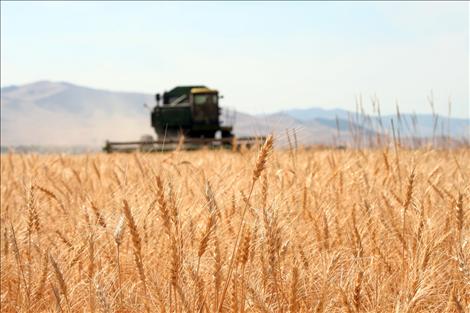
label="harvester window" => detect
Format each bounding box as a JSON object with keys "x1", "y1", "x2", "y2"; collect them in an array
[{"x1": 194, "y1": 94, "x2": 209, "y2": 105}]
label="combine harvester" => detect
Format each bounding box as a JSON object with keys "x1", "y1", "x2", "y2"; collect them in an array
[{"x1": 103, "y1": 86, "x2": 264, "y2": 152}]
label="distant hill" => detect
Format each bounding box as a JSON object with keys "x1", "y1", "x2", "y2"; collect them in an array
[
  {"x1": 283, "y1": 107, "x2": 350, "y2": 120},
  {"x1": 0, "y1": 81, "x2": 356, "y2": 148},
  {"x1": 1, "y1": 81, "x2": 154, "y2": 146},
  {"x1": 284, "y1": 107, "x2": 469, "y2": 139},
  {"x1": 1, "y1": 81, "x2": 468, "y2": 150}
]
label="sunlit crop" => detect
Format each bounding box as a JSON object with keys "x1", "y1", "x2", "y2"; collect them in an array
[{"x1": 1, "y1": 141, "x2": 468, "y2": 312}]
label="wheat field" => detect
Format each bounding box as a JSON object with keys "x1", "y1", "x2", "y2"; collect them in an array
[{"x1": 1, "y1": 140, "x2": 469, "y2": 312}]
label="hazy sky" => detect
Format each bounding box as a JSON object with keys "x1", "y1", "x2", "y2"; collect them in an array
[{"x1": 1, "y1": 1, "x2": 469, "y2": 117}]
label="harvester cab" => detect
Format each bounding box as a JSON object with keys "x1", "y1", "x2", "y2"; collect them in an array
[{"x1": 151, "y1": 86, "x2": 231, "y2": 139}]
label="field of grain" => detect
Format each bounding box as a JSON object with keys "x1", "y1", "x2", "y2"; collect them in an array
[{"x1": 1, "y1": 140, "x2": 469, "y2": 312}]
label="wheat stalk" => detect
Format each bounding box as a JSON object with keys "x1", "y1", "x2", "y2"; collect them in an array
[
  {"x1": 49, "y1": 254, "x2": 70, "y2": 311},
  {"x1": 218, "y1": 135, "x2": 273, "y2": 312}
]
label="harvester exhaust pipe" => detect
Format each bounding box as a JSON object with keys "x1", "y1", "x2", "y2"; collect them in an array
[{"x1": 155, "y1": 93, "x2": 161, "y2": 107}]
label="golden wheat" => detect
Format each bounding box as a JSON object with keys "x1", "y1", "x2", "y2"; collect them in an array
[{"x1": 0, "y1": 145, "x2": 469, "y2": 312}]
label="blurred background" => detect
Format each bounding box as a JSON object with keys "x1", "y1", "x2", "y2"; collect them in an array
[{"x1": 1, "y1": 2, "x2": 468, "y2": 150}]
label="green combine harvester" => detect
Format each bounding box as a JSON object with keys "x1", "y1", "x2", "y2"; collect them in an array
[{"x1": 104, "y1": 86, "x2": 263, "y2": 152}]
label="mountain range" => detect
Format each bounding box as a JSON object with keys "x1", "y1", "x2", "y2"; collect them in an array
[{"x1": 1, "y1": 81, "x2": 469, "y2": 150}]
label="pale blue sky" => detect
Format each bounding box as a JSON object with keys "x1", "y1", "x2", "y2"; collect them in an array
[{"x1": 1, "y1": 1, "x2": 469, "y2": 117}]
